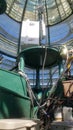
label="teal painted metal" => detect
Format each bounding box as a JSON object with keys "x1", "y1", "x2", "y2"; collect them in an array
[
  {"x1": 0, "y1": 89, "x2": 31, "y2": 118},
  {"x1": 0, "y1": 69, "x2": 27, "y2": 97},
  {"x1": 19, "y1": 56, "x2": 25, "y2": 72},
  {"x1": 0, "y1": 68, "x2": 33, "y2": 118},
  {"x1": 0, "y1": 46, "x2": 63, "y2": 120},
  {"x1": 19, "y1": 46, "x2": 62, "y2": 69}
]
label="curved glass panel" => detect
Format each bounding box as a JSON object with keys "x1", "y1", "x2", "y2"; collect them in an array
[
  {"x1": 6, "y1": 0, "x2": 38, "y2": 22},
  {"x1": 0, "y1": 55, "x2": 16, "y2": 70},
  {"x1": 49, "y1": 15, "x2": 73, "y2": 46},
  {"x1": 0, "y1": 0, "x2": 73, "y2": 86},
  {"x1": 0, "y1": 14, "x2": 20, "y2": 57},
  {"x1": 5, "y1": 0, "x2": 73, "y2": 25}
]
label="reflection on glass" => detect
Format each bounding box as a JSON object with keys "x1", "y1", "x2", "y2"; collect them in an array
[{"x1": 6, "y1": 0, "x2": 73, "y2": 25}]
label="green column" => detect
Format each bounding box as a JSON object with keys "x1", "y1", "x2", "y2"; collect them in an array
[
  {"x1": 19, "y1": 55, "x2": 25, "y2": 72},
  {"x1": 36, "y1": 68, "x2": 40, "y2": 88}
]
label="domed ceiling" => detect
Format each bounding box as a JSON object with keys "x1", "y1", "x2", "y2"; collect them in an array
[
  {"x1": 6, "y1": 0, "x2": 73, "y2": 24},
  {"x1": 0, "y1": 0, "x2": 73, "y2": 70}
]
